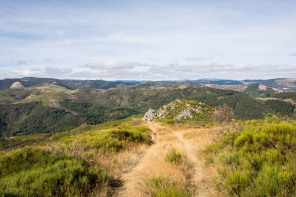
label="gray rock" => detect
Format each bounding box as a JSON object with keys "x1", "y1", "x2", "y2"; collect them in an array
[
  {"x1": 142, "y1": 108, "x2": 157, "y2": 121},
  {"x1": 173, "y1": 110, "x2": 194, "y2": 120},
  {"x1": 142, "y1": 99, "x2": 206, "y2": 122}
]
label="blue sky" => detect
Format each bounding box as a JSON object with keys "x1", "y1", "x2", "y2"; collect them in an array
[{"x1": 0, "y1": 0, "x2": 295, "y2": 80}]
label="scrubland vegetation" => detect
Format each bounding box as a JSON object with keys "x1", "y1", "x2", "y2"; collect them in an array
[
  {"x1": 2, "y1": 83, "x2": 295, "y2": 137},
  {"x1": 0, "y1": 117, "x2": 152, "y2": 196},
  {"x1": 0, "y1": 81, "x2": 296, "y2": 196},
  {"x1": 206, "y1": 115, "x2": 296, "y2": 196},
  {"x1": 2, "y1": 112, "x2": 296, "y2": 196},
  {"x1": 0, "y1": 146, "x2": 107, "y2": 196}
]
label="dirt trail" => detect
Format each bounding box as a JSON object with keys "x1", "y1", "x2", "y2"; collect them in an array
[
  {"x1": 115, "y1": 122, "x2": 219, "y2": 197},
  {"x1": 116, "y1": 122, "x2": 165, "y2": 197},
  {"x1": 173, "y1": 128, "x2": 218, "y2": 197}
]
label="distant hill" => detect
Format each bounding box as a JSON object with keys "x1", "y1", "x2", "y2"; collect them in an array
[
  {"x1": 243, "y1": 83, "x2": 277, "y2": 97},
  {"x1": 1, "y1": 77, "x2": 296, "y2": 92},
  {"x1": 0, "y1": 84, "x2": 137, "y2": 136},
  {"x1": 184, "y1": 79, "x2": 244, "y2": 85},
  {"x1": 0, "y1": 77, "x2": 137, "y2": 90},
  {"x1": 259, "y1": 78, "x2": 296, "y2": 91},
  {"x1": 0, "y1": 82, "x2": 295, "y2": 137}
]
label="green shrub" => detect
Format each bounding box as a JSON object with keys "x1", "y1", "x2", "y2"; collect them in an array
[
  {"x1": 146, "y1": 176, "x2": 188, "y2": 197},
  {"x1": 204, "y1": 154, "x2": 214, "y2": 165},
  {"x1": 0, "y1": 146, "x2": 107, "y2": 196},
  {"x1": 209, "y1": 117, "x2": 296, "y2": 196},
  {"x1": 165, "y1": 148, "x2": 183, "y2": 163},
  {"x1": 60, "y1": 122, "x2": 152, "y2": 151},
  {"x1": 252, "y1": 165, "x2": 282, "y2": 196},
  {"x1": 225, "y1": 170, "x2": 250, "y2": 195},
  {"x1": 218, "y1": 152, "x2": 241, "y2": 166}
]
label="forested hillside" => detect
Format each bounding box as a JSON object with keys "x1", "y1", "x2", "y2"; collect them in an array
[
  {"x1": 0, "y1": 84, "x2": 295, "y2": 137},
  {"x1": 0, "y1": 77, "x2": 136, "y2": 90}
]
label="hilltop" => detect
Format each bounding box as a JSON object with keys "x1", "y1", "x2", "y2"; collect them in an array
[
  {"x1": 1, "y1": 77, "x2": 296, "y2": 92},
  {"x1": 0, "y1": 83, "x2": 295, "y2": 137},
  {"x1": 143, "y1": 99, "x2": 213, "y2": 123},
  {"x1": 1, "y1": 101, "x2": 296, "y2": 196}
]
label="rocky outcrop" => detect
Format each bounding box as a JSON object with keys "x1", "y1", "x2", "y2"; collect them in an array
[
  {"x1": 173, "y1": 109, "x2": 194, "y2": 120},
  {"x1": 10, "y1": 82, "x2": 24, "y2": 89},
  {"x1": 143, "y1": 108, "x2": 157, "y2": 121},
  {"x1": 143, "y1": 99, "x2": 213, "y2": 121}
]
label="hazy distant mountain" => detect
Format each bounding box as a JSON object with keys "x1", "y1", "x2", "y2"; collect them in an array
[
  {"x1": 0, "y1": 77, "x2": 138, "y2": 90},
  {"x1": 1, "y1": 77, "x2": 296, "y2": 92},
  {"x1": 0, "y1": 83, "x2": 295, "y2": 137}
]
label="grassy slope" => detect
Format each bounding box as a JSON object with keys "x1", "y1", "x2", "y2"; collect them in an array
[
  {"x1": 207, "y1": 115, "x2": 296, "y2": 196},
  {"x1": 0, "y1": 117, "x2": 151, "y2": 196},
  {"x1": 0, "y1": 146, "x2": 108, "y2": 196},
  {"x1": 1, "y1": 85, "x2": 294, "y2": 137}
]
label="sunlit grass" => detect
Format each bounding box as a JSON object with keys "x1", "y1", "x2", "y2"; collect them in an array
[
  {"x1": 0, "y1": 146, "x2": 107, "y2": 196},
  {"x1": 208, "y1": 115, "x2": 296, "y2": 196},
  {"x1": 0, "y1": 118, "x2": 152, "y2": 196}
]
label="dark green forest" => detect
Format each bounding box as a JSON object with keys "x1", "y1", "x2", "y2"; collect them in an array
[{"x1": 0, "y1": 84, "x2": 295, "y2": 137}]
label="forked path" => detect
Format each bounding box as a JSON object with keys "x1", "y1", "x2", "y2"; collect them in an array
[
  {"x1": 116, "y1": 122, "x2": 219, "y2": 197},
  {"x1": 116, "y1": 122, "x2": 164, "y2": 197},
  {"x1": 173, "y1": 128, "x2": 219, "y2": 197}
]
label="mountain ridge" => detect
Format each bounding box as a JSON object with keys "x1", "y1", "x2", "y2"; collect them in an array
[{"x1": 1, "y1": 77, "x2": 296, "y2": 91}]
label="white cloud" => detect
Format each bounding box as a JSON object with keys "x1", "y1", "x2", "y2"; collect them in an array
[
  {"x1": 17, "y1": 60, "x2": 27, "y2": 65},
  {"x1": 55, "y1": 30, "x2": 64, "y2": 36},
  {"x1": 0, "y1": 0, "x2": 296, "y2": 80}
]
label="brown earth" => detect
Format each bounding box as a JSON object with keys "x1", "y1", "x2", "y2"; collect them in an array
[{"x1": 115, "y1": 122, "x2": 220, "y2": 197}]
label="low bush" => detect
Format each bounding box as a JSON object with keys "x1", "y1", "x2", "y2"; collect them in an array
[
  {"x1": 165, "y1": 148, "x2": 184, "y2": 164},
  {"x1": 213, "y1": 104, "x2": 234, "y2": 124},
  {"x1": 60, "y1": 122, "x2": 151, "y2": 151},
  {"x1": 0, "y1": 146, "x2": 108, "y2": 196},
  {"x1": 146, "y1": 176, "x2": 188, "y2": 197},
  {"x1": 208, "y1": 116, "x2": 296, "y2": 196}
]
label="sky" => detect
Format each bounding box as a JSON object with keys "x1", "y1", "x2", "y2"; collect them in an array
[{"x1": 0, "y1": 0, "x2": 296, "y2": 80}]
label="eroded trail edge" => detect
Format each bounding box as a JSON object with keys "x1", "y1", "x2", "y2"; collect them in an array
[
  {"x1": 173, "y1": 127, "x2": 219, "y2": 197},
  {"x1": 116, "y1": 122, "x2": 163, "y2": 197},
  {"x1": 115, "y1": 122, "x2": 220, "y2": 197}
]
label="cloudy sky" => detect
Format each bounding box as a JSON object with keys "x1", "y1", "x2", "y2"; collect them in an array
[{"x1": 0, "y1": 0, "x2": 295, "y2": 80}]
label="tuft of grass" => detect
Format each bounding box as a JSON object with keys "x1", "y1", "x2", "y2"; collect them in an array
[
  {"x1": 204, "y1": 154, "x2": 214, "y2": 165},
  {"x1": 146, "y1": 176, "x2": 188, "y2": 197},
  {"x1": 165, "y1": 147, "x2": 184, "y2": 164},
  {"x1": 183, "y1": 132, "x2": 194, "y2": 139}
]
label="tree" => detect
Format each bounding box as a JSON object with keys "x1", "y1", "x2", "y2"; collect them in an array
[{"x1": 213, "y1": 104, "x2": 234, "y2": 123}]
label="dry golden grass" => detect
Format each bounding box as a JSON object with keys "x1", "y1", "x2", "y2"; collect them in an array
[
  {"x1": 117, "y1": 122, "x2": 190, "y2": 197},
  {"x1": 45, "y1": 140, "x2": 151, "y2": 197},
  {"x1": 95, "y1": 144, "x2": 149, "y2": 179},
  {"x1": 172, "y1": 126, "x2": 222, "y2": 197},
  {"x1": 45, "y1": 122, "x2": 221, "y2": 196}
]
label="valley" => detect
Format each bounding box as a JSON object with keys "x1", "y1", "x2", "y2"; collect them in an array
[
  {"x1": 0, "y1": 78, "x2": 296, "y2": 196},
  {"x1": 1, "y1": 0, "x2": 296, "y2": 196},
  {"x1": 0, "y1": 78, "x2": 295, "y2": 137}
]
